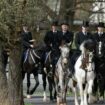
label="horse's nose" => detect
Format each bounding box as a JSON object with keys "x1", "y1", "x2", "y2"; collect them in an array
[{"x1": 63, "y1": 58, "x2": 68, "y2": 64}]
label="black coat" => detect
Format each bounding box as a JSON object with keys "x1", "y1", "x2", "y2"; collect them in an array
[
  {"x1": 93, "y1": 32, "x2": 105, "y2": 56},
  {"x1": 75, "y1": 31, "x2": 93, "y2": 50},
  {"x1": 59, "y1": 31, "x2": 73, "y2": 44},
  {"x1": 93, "y1": 32, "x2": 105, "y2": 43},
  {"x1": 21, "y1": 31, "x2": 32, "y2": 51},
  {"x1": 44, "y1": 30, "x2": 61, "y2": 49}
]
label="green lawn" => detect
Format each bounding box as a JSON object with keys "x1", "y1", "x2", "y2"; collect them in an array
[{"x1": 25, "y1": 103, "x2": 33, "y2": 105}]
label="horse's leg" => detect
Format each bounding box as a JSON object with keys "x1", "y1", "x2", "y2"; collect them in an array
[
  {"x1": 53, "y1": 80, "x2": 57, "y2": 100},
  {"x1": 89, "y1": 77, "x2": 98, "y2": 103},
  {"x1": 88, "y1": 80, "x2": 93, "y2": 94},
  {"x1": 26, "y1": 73, "x2": 31, "y2": 98},
  {"x1": 87, "y1": 80, "x2": 94, "y2": 104},
  {"x1": 71, "y1": 79, "x2": 79, "y2": 105},
  {"x1": 27, "y1": 73, "x2": 30, "y2": 95},
  {"x1": 48, "y1": 76, "x2": 53, "y2": 101},
  {"x1": 22, "y1": 70, "x2": 25, "y2": 80},
  {"x1": 54, "y1": 76, "x2": 60, "y2": 104},
  {"x1": 99, "y1": 78, "x2": 104, "y2": 102},
  {"x1": 63, "y1": 86, "x2": 67, "y2": 105},
  {"x1": 30, "y1": 72, "x2": 39, "y2": 95},
  {"x1": 84, "y1": 84, "x2": 88, "y2": 105},
  {"x1": 42, "y1": 73, "x2": 47, "y2": 101},
  {"x1": 78, "y1": 82, "x2": 84, "y2": 105},
  {"x1": 73, "y1": 86, "x2": 79, "y2": 105}
]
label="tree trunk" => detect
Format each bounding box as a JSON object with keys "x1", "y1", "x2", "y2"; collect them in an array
[
  {"x1": 59, "y1": 0, "x2": 67, "y2": 21},
  {"x1": 0, "y1": 45, "x2": 9, "y2": 105},
  {"x1": 59, "y1": 0, "x2": 75, "y2": 25},
  {"x1": 8, "y1": 47, "x2": 24, "y2": 105}
]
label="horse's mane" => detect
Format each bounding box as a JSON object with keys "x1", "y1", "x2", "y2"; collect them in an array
[
  {"x1": 80, "y1": 41, "x2": 86, "y2": 53},
  {"x1": 80, "y1": 39, "x2": 95, "y2": 53}
]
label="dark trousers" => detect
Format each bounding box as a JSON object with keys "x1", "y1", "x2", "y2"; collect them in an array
[
  {"x1": 21, "y1": 50, "x2": 28, "y2": 69},
  {"x1": 69, "y1": 50, "x2": 81, "y2": 74}
]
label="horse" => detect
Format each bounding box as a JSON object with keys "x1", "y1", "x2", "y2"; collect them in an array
[
  {"x1": 42, "y1": 49, "x2": 58, "y2": 101},
  {"x1": 92, "y1": 41, "x2": 105, "y2": 103},
  {"x1": 68, "y1": 40, "x2": 95, "y2": 105},
  {"x1": 22, "y1": 48, "x2": 41, "y2": 98},
  {"x1": 54, "y1": 43, "x2": 71, "y2": 105}
]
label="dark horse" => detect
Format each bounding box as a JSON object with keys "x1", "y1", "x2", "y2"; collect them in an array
[
  {"x1": 22, "y1": 48, "x2": 41, "y2": 98},
  {"x1": 93, "y1": 41, "x2": 105, "y2": 103},
  {"x1": 42, "y1": 49, "x2": 59, "y2": 101}
]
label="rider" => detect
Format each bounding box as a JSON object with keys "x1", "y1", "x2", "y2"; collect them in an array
[
  {"x1": 93, "y1": 22, "x2": 105, "y2": 44},
  {"x1": 44, "y1": 20, "x2": 60, "y2": 53},
  {"x1": 92, "y1": 22, "x2": 105, "y2": 67},
  {"x1": 92, "y1": 22, "x2": 105, "y2": 97},
  {"x1": 70, "y1": 21, "x2": 93, "y2": 75},
  {"x1": 59, "y1": 20, "x2": 73, "y2": 47},
  {"x1": 43, "y1": 20, "x2": 61, "y2": 73},
  {"x1": 59, "y1": 20, "x2": 74, "y2": 77},
  {"x1": 21, "y1": 24, "x2": 35, "y2": 67}
]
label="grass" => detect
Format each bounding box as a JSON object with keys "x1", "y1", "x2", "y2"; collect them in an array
[{"x1": 25, "y1": 103, "x2": 33, "y2": 105}]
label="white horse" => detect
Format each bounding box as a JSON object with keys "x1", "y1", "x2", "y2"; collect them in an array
[
  {"x1": 54, "y1": 43, "x2": 71, "y2": 105},
  {"x1": 69, "y1": 40, "x2": 95, "y2": 105}
]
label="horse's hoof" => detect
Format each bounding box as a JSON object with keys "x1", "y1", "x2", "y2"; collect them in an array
[
  {"x1": 60, "y1": 103, "x2": 67, "y2": 105},
  {"x1": 60, "y1": 103, "x2": 66, "y2": 105},
  {"x1": 57, "y1": 97, "x2": 60, "y2": 105},
  {"x1": 27, "y1": 95, "x2": 31, "y2": 99},
  {"x1": 43, "y1": 97, "x2": 48, "y2": 102},
  {"x1": 29, "y1": 90, "x2": 34, "y2": 95},
  {"x1": 44, "y1": 67, "x2": 47, "y2": 74},
  {"x1": 23, "y1": 95, "x2": 27, "y2": 98},
  {"x1": 88, "y1": 95, "x2": 97, "y2": 104}
]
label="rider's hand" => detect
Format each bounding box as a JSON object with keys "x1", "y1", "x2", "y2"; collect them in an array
[{"x1": 30, "y1": 45, "x2": 34, "y2": 48}]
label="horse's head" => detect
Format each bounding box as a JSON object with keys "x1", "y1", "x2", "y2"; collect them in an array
[
  {"x1": 88, "y1": 51, "x2": 94, "y2": 63},
  {"x1": 59, "y1": 43, "x2": 70, "y2": 65},
  {"x1": 95, "y1": 41, "x2": 105, "y2": 58},
  {"x1": 80, "y1": 40, "x2": 95, "y2": 70},
  {"x1": 80, "y1": 39, "x2": 95, "y2": 51}
]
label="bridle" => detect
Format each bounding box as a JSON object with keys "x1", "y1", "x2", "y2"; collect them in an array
[{"x1": 80, "y1": 50, "x2": 94, "y2": 72}]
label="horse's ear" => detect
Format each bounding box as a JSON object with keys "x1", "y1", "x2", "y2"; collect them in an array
[
  {"x1": 59, "y1": 46, "x2": 62, "y2": 50},
  {"x1": 67, "y1": 42, "x2": 72, "y2": 47}
]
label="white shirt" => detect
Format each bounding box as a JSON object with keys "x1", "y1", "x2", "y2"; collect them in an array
[{"x1": 98, "y1": 32, "x2": 103, "y2": 36}]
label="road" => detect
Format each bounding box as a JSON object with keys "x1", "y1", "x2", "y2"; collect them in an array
[
  {"x1": 24, "y1": 97, "x2": 105, "y2": 105},
  {"x1": 23, "y1": 74, "x2": 105, "y2": 105}
]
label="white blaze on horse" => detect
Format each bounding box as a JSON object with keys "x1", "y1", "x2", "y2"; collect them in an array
[
  {"x1": 54, "y1": 42, "x2": 71, "y2": 105},
  {"x1": 69, "y1": 40, "x2": 95, "y2": 105}
]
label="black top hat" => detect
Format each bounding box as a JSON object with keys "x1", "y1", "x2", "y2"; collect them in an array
[
  {"x1": 97, "y1": 22, "x2": 105, "y2": 28},
  {"x1": 60, "y1": 20, "x2": 69, "y2": 26},
  {"x1": 51, "y1": 20, "x2": 58, "y2": 26},
  {"x1": 82, "y1": 21, "x2": 89, "y2": 27}
]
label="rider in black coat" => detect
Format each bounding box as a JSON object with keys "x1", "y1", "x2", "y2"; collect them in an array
[
  {"x1": 44, "y1": 23, "x2": 60, "y2": 51},
  {"x1": 93, "y1": 22, "x2": 105, "y2": 44},
  {"x1": 92, "y1": 22, "x2": 105, "y2": 62},
  {"x1": 92, "y1": 22, "x2": 105, "y2": 98},
  {"x1": 59, "y1": 21, "x2": 73, "y2": 47},
  {"x1": 21, "y1": 25, "x2": 35, "y2": 63},
  {"x1": 70, "y1": 21, "x2": 93, "y2": 76},
  {"x1": 75, "y1": 21, "x2": 93, "y2": 51},
  {"x1": 43, "y1": 21, "x2": 61, "y2": 66}
]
